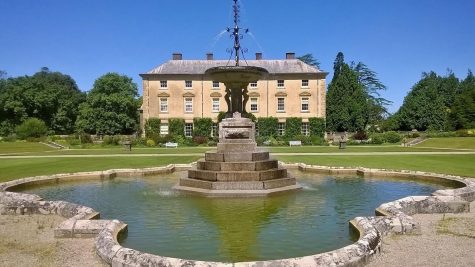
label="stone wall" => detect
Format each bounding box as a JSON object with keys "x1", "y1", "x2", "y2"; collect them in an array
[{"x1": 1, "y1": 163, "x2": 474, "y2": 266}]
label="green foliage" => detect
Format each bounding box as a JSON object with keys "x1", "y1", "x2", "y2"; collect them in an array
[
  {"x1": 352, "y1": 131, "x2": 368, "y2": 141},
  {"x1": 370, "y1": 133, "x2": 385, "y2": 144},
  {"x1": 15, "y1": 118, "x2": 48, "y2": 139},
  {"x1": 383, "y1": 131, "x2": 402, "y2": 143},
  {"x1": 450, "y1": 70, "x2": 475, "y2": 130},
  {"x1": 146, "y1": 139, "x2": 156, "y2": 147},
  {"x1": 297, "y1": 54, "x2": 321, "y2": 69},
  {"x1": 102, "y1": 135, "x2": 121, "y2": 146},
  {"x1": 243, "y1": 112, "x2": 257, "y2": 122},
  {"x1": 193, "y1": 118, "x2": 213, "y2": 137},
  {"x1": 326, "y1": 56, "x2": 368, "y2": 132},
  {"x1": 0, "y1": 68, "x2": 85, "y2": 135},
  {"x1": 285, "y1": 117, "x2": 302, "y2": 139},
  {"x1": 257, "y1": 117, "x2": 278, "y2": 137},
  {"x1": 192, "y1": 136, "x2": 209, "y2": 145},
  {"x1": 144, "y1": 118, "x2": 160, "y2": 138},
  {"x1": 309, "y1": 117, "x2": 325, "y2": 137},
  {"x1": 169, "y1": 118, "x2": 185, "y2": 137},
  {"x1": 75, "y1": 73, "x2": 139, "y2": 135},
  {"x1": 217, "y1": 112, "x2": 227, "y2": 123}
]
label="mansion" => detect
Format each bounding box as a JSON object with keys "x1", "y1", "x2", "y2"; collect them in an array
[{"x1": 140, "y1": 52, "x2": 328, "y2": 137}]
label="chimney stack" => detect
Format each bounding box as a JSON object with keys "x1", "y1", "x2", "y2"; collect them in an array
[
  {"x1": 255, "y1": 52, "x2": 263, "y2": 60},
  {"x1": 172, "y1": 53, "x2": 182, "y2": 60},
  {"x1": 206, "y1": 53, "x2": 214, "y2": 60},
  {"x1": 286, "y1": 52, "x2": 295, "y2": 59}
]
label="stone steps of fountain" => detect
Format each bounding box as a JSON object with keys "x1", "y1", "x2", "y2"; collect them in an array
[
  {"x1": 205, "y1": 151, "x2": 269, "y2": 162},
  {"x1": 188, "y1": 168, "x2": 288, "y2": 182},
  {"x1": 179, "y1": 177, "x2": 297, "y2": 191},
  {"x1": 197, "y1": 159, "x2": 278, "y2": 172}
]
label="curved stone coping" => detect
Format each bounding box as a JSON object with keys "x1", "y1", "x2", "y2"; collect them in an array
[{"x1": 1, "y1": 163, "x2": 474, "y2": 266}]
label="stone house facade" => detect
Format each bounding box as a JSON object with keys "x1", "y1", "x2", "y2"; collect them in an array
[{"x1": 139, "y1": 52, "x2": 327, "y2": 137}]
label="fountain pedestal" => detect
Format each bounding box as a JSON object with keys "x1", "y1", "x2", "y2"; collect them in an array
[{"x1": 175, "y1": 113, "x2": 301, "y2": 197}]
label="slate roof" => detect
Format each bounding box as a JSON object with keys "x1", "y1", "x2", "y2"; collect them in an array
[{"x1": 143, "y1": 59, "x2": 325, "y2": 75}]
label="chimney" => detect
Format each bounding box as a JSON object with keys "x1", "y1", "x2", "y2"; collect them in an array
[
  {"x1": 206, "y1": 53, "x2": 214, "y2": 60},
  {"x1": 255, "y1": 52, "x2": 263, "y2": 60},
  {"x1": 172, "y1": 53, "x2": 182, "y2": 60},
  {"x1": 286, "y1": 52, "x2": 295, "y2": 59}
]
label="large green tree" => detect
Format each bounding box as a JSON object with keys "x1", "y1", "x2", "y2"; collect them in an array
[
  {"x1": 450, "y1": 70, "x2": 475, "y2": 129},
  {"x1": 297, "y1": 54, "x2": 321, "y2": 69},
  {"x1": 75, "y1": 73, "x2": 140, "y2": 135},
  {"x1": 0, "y1": 68, "x2": 85, "y2": 135},
  {"x1": 326, "y1": 52, "x2": 369, "y2": 132}
]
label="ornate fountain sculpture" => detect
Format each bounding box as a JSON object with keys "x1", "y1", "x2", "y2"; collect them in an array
[{"x1": 175, "y1": 0, "x2": 301, "y2": 196}]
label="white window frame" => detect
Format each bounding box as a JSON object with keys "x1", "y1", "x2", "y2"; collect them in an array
[
  {"x1": 301, "y1": 80, "x2": 309, "y2": 88},
  {"x1": 160, "y1": 98, "x2": 168, "y2": 113},
  {"x1": 184, "y1": 98, "x2": 193, "y2": 113},
  {"x1": 212, "y1": 81, "x2": 220, "y2": 89},
  {"x1": 301, "y1": 97, "x2": 309, "y2": 112},
  {"x1": 212, "y1": 98, "x2": 220, "y2": 113},
  {"x1": 160, "y1": 124, "x2": 169, "y2": 135},
  {"x1": 184, "y1": 123, "x2": 193, "y2": 137},
  {"x1": 250, "y1": 97, "x2": 258, "y2": 112},
  {"x1": 160, "y1": 80, "x2": 167, "y2": 89},
  {"x1": 301, "y1": 122, "x2": 309, "y2": 136},
  {"x1": 278, "y1": 123, "x2": 285, "y2": 136},
  {"x1": 185, "y1": 80, "x2": 193, "y2": 89},
  {"x1": 277, "y1": 80, "x2": 285, "y2": 88},
  {"x1": 277, "y1": 97, "x2": 285, "y2": 112},
  {"x1": 250, "y1": 81, "x2": 258, "y2": 88}
]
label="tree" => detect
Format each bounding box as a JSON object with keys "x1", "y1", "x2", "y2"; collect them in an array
[
  {"x1": 75, "y1": 73, "x2": 139, "y2": 135},
  {"x1": 326, "y1": 53, "x2": 369, "y2": 132},
  {"x1": 15, "y1": 118, "x2": 48, "y2": 139},
  {"x1": 0, "y1": 68, "x2": 84, "y2": 136},
  {"x1": 297, "y1": 54, "x2": 321, "y2": 69},
  {"x1": 450, "y1": 70, "x2": 475, "y2": 129}
]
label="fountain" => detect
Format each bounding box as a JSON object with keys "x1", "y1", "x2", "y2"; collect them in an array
[{"x1": 174, "y1": 0, "x2": 301, "y2": 196}]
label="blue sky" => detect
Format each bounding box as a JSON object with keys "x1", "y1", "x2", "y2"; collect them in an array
[{"x1": 1, "y1": 0, "x2": 474, "y2": 113}]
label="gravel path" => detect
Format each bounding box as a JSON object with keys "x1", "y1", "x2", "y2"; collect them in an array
[
  {"x1": 367, "y1": 201, "x2": 475, "y2": 267},
  {"x1": 0, "y1": 215, "x2": 106, "y2": 267}
]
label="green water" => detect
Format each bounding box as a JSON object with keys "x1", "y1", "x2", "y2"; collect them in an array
[{"x1": 21, "y1": 170, "x2": 453, "y2": 262}]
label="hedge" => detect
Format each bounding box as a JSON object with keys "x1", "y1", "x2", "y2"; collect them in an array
[
  {"x1": 257, "y1": 117, "x2": 278, "y2": 137},
  {"x1": 169, "y1": 118, "x2": 185, "y2": 137},
  {"x1": 193, "y1": 118, "x2": 213, "y2": 137},
  {"x1": 285, "y1": 117, "x2": 302, "y2": 139},
  {"x1": 309, "y1": 117, "x2": 325, "y2": 137},
  {"x1": 144, "y1": 118, "x2": 160, "y2": 138}
]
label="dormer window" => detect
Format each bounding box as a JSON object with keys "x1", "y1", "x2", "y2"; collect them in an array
[
  {"x1": 277, "y1": 80, "x2": 285, "y2": 88},
  {"x1": 185, "y1": 80, "x2": 192, "y2": 88},
  {"x1": 160, "y1": 80, "x2": 167, "y2": 88}
]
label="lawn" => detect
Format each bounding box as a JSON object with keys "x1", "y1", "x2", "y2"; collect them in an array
[
  {"x1": 416, "y1": 137, "x2": 475, "y2": 150},
  {"x1": 275, "y1": 154, "x2": 475, "y2": 178},
  {"x1": 0, "y1": 142, "x2": 54, "y2": 154}
]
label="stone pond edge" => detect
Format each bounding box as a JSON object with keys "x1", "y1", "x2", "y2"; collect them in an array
[{"x1": 0, "y1": 163, "x2": 474, "y2": 266}]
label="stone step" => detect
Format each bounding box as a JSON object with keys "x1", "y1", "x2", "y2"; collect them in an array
[
  {"x1": 197, "y1": 159, "x2": 278, "y2": 171},
  {"x1": 205, "y1": 151, "x2": 269, "y2": 162},
  {"x1": 179, "y1": 177, "x2": 297, "y2": 191},
  {"x1": 188, "y1": 168, "x2": 288, "y2": 182},
  {"x1": 217, "y1": 143, "x2": 257, "y2": 153}
]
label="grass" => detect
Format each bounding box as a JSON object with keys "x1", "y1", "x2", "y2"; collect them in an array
[
  {"x1": 275, "y1": 154, "x2": 475, "y2": 178},
  {"x1": 0, "y1": 142, "x2": 54, "y2": 154},
  {"x1": 0, "y1": 156, "x2": 200, "y2": 182},
  {"x1": 417, "y1": 137, "x2": 475, "y2": 149}
]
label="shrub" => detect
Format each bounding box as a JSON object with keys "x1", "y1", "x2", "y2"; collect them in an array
[
  {"x1": 169, "y1": 118, "x2": 185, "y2": 137},
  {"x1": 207, "y1": 140, "x2": 217, "y2": 146},
  {"x1": 217, "y1": 112, "x2": 227, "y2": 123},
  {"x1": 79, "y1": 133, "x2": 93, "y2": 144},
  {"x1": 146, "y1": 139, "x2": 156, "y2": 147},
  {"x1": 257, "y1": 117, "x2": 278, "y2": 138},
  {"x1": 144, "y1": 118, "x2": 161, "y2": 138},
  {"x1": 294, "y1": 135, "x2": 312, "y2": 145},
  {"x1": 285, "y1": 117, "x2": 302, "y2": 139},
  {"x1": 103, "y1": 135, "x2": 121, "y2": 145},
  {"x1": 2, "y1": 134, "x2": 17, "y2": 142},
  {"x1": 15, "y1": 118, "x2": 48, "y2": 140},
  {"x1": 455, "y1": 129, "x2": 472, "y2": 137},
  {"x1": 243, "y1": 112, "x2": 257, "y2": 122},
  {"x1": 311, "y1": 136, "x2": 327, "y2": 146},
  {"x1": 352, "y1": 131, "x2": 368, "y2": 141},
  {"x1": 383, "y1": 131, "x2": 402, "y2": 143},
  {"x1": 309, "y1": 117, "x2": 325, "y2": 138},
  {"x1": 193, "y1": 136, "x2": 208, "y2": 145},
  {"x1": 370, "y1": 133, "x2": 385, "y2": 144},
  {"x1": 132, "y1": 137, "x2": 147, "y2": 146},
  {"x1": 193, "y1": 118, "x2": 213, "y2": 137}
]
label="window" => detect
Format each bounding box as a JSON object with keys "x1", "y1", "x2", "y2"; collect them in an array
[
  {"x1": 277, "y1": 80, "x2": 285, "y2": 88},
  {"x1": 211, "y1": 123, "x2": 218, "y2": 137},
  {"x1": 184, "y1": 98, "x2": 193, "y2": 113},
  {"x1": 160, "y1": 98, "x2": 168, "y2": 112},
  {"x1": 160, "y1": 124, "x2": 169, "y2": 135},
  {"x1": 160, "y1": 80, "x2": 167, "y2": 88},
  {"x1": 277, "y1": 97, "x2": 285, "y2": 112},
  {"x1": 301, "y1": 123, "x2": 309, "y2": 136},
  {"x1": 301, "y1": 97, "x2": 309, "y2": 112},
  {"x1": 185, "y1": 123, "x2": 193, "y2": 137},
  {"x1": 250, "y1": 97, "x2": 258, "y2": 112},
  {"x1": 278, "y1": 123, "x2": 285, "y2": 136},
  {"x1": 212, "y1": 81, "x2": 220, "y2": 88},
  {"x1": 250, "y1": 81, "x2": 257, "y2": 88},
  {"x1": 185, "y1": 80, "x2": 192, "y2": 89},
  {"x1": 302, "y1": 80, "x2": 309, "y2": 87},
  {"x1": 212, "y1": 98, "x2": 220, "y2": 112}
]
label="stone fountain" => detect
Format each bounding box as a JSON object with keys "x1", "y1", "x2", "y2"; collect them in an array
[{"x1": 174, "y1": 0, "x2": 301, "y2": 196}]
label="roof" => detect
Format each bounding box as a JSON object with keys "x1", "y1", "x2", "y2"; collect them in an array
[{"x1": 142, "y1": 59, "x2": 326, "y2": 76}]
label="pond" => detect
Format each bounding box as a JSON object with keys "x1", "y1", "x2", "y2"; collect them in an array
[{"x1": 18, "y1": 170, "x2": 455, "y2": 262}]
